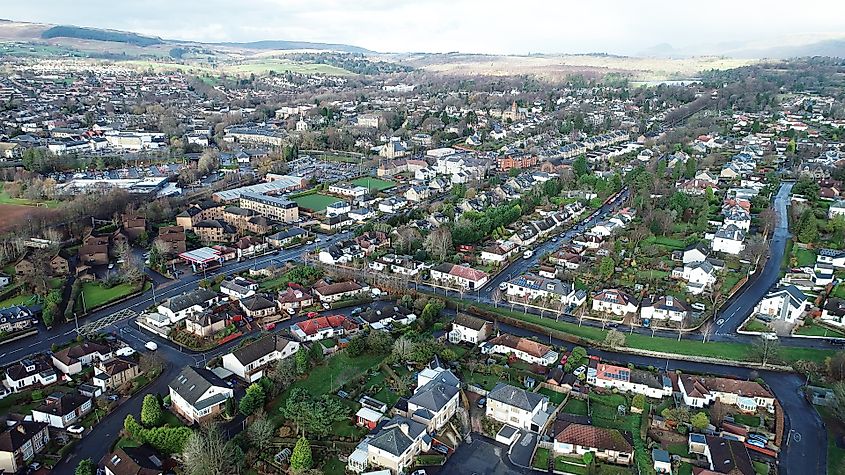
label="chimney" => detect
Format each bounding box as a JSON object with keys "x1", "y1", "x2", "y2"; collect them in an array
[{"x1": 15, "y1": 423, "x2": 25, "y2": 434}]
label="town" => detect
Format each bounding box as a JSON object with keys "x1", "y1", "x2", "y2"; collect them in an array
[{"x1": 0, "y1": 10, "x2": 842, "y2": 475}]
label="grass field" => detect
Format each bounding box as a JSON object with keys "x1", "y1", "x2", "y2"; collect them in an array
[
  {"x1": 643, "y1": 236, "x2": 686, "y2": 249},
  {"x1": 538, "y1": 387, "x2": 567, "y2": 405},
  {"x1": 795, "y1": 320, "x2": 845, "y2": 338},
  {"x1": 290, "y1": 192, "x2": 341, "y2": 212},
  {"x1": 224, "y1": 59, "x2": 353, "y2": 76},
  {"x1": 0, "y1": 183, "x2": 60, "y2": 208},
  {"x1": 0, "y1": 293, "x2": 36, "y2": 308},
  {"x1": 793, "y1": 247, "x2": 816, "y2": 267},
  {"x1": 349, "y1": 177, "x2": 395, "y2": 192},
  {"x1": 79, "y1": 282, "x2": 145, "y2": 311}
]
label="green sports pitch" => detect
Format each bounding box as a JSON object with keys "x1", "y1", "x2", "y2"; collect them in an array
[
  {"x1": 291, "y1": 193, "x2": 342, "y2": 212},
  {"x1": 349, "y1": 177, "x2": 395, "y2": 192}
]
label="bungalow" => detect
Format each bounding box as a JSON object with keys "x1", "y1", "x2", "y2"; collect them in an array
[
  {"x1": 678, "y1": 374, "x2": 775, "y2": 413},
  {"x1": 50, "y1": 340, "x2": 113, "y2": 376},
  {"x1": 449, "y1": 314, "x2": 493, "y2": 345},
  {"x1": 222, "y1": 334, "x2": 300, "y2": 382},
  {"x1": 313, "y1": 280, "x2": 370, "y2": 302},
  {"x1": 277, "y1": 285, "x2": 314, "y2": 311},
  {"x1": 239, "y1": 295, "x2": 278, "y2": 319},
  {"x1": 0, "y1": 421, "x2": 50, "y2": 474},
  {"x1": 700, "y1": 436, "x2": 754, "y2": 475},
  {"x1": 553, "y1": 422, "x2": 633, "y2": 466},
  {"x1": 822, "y1": 297, "x2": 845, "y2": 326},
  {"x1": 592, "y1": 289, "x2": 638, "y2": 317},
  {"x1": 5, "y1": 357, "x2": 58, "y2": 392},
  {"x1": 32, "y1": 392, "x2": 92, "y2": 429},
  {"x1": 101, "y1": 444, "x2": 165, "y2": 475},
  {"x1": 486, "y1": 382, "x2": 550, "y2": 432},
  {"x1": 266, "y1": 227, "x2": 308, "y2": 248},
  {"x1": 157, "y1": 288, "x2": 220, "y2": 325},
  {"x1": 93, "y1": 357, "x2": 141, "y2": 391},
  {"x1": 587, "y1": 363, "x2": 672, "y2": 399},
  {"x1": 430, "y1": 263, "x2": 489, "y2": 290},
  {"x1": 817, "y1": 248, "x2": 845, "y2": 269},
  {"x1": 480, "y1": 241, "x2": 517, "y2": 264},
  {"x1": 360, "y1": 304, "x2": 417, "y2": 330},
  {"x1": 169, "y1": 366, "x2": 233, "y2": 424},
  {"x1": 219, "y1": 276, "x2": 259, "y2": 300},
  {"x1": 754, "y1": 285, "x2": 807, "y2": 323},
  {"x1": 640, "y1": 295, "x2": 690, "y2": 324},
  {"x1": 482, "y1": 333, "x2": 559, "y2": 366},
  {"x1": 290, "y1": 315, "x2": 360, "y2": 342},
  {"x1": 0, "y1": 306, "x2": 34, "y2": 332},
  {"x1": 184, "y1": 310, "x2": 230, "y2": 338},
  {"x1": 504, "y1": 273, "x2": 586, "y2": 307}
]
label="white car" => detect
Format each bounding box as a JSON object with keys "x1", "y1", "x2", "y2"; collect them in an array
[
  {"x1": 522, "y1": 250, "x2": 534, "y2": 259},
  {"x1": 761, "y1": 333, "x2": 778, "y2": 341},
  {"x1": 67, "y1": 425, "x2": 85, "y2": 434},
  {"x1": 286, "y1": 307, "x2": 296, "y2": 316},
  {"x1": 145, "y1": 341, "x2": 158, "y2": 351},
  {"x1": 115, "y1": 346, "x2": 136, "y2": 357},
  {"x1": 573, "y1": 365, "x2": 587, "y2": 376},
  {"x1": 498, "y1": 282, "x2": 508, "y2": 291}
]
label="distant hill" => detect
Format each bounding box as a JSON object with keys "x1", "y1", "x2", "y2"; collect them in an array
[
  {"x1": 41, "y1": 25, "x2": 163, "y2": 47},
  {"x1": 217, "y1": 40, "x2": 371, "y2": 54},
  {"x1": 639, "y1": 35, "x2": 845, "y2": 59}
]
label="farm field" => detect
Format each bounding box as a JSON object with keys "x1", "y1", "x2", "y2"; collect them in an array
[
  {"x1": 223, "y1": 59, "x2": 353, "y2": 76},
  {"x1": 349, "y1": 177, "x2": 395, "y2": 192},
  {"x1": 291, "y1": 192, "x2": 342, "y2": 212}
]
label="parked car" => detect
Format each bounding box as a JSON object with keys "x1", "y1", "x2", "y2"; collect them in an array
[
  {"x1": 286, "y1": 308, "x2": 296, "y2": 316},
  {"x1": 761, "y1": 333, "x2": 778, "y2": 341},
  {"x1": 499, "y1": 282, "x2": 508, "y2": 291},
  {"x1": 265, "y1": 323, "x2": 276, "y2": 331},
  {"x1": 307, "y1": 311, "x2": 319, "y2": 318},
  {"x1": 67, "y1": 425, "x2": 84, "y2": 434},
  {"x1": 573, "y1": 365, "x2": 587, "y2": 376},
  {"x1": 322, "y1": 302, "x2": 331, "y2": 309},
  {"x1": 476, "y1": 397, "x2": 486, "y2": 408},
  {"x1": 145, "y1": 341, "x2": 158, "y2": 351},
  {"x1": 523, "y1": 250, "x2": 534, "y2": 259},
  {"x1": 432, "y1": 444, "x2": 449, "y2": 455}
]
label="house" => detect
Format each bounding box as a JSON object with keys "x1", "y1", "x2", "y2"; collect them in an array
[
  {"x1": 724, "y1": 208, "x2": 752, "y2": 232},
  {"x1": 239, "y1": 295, "x2": 278, "y2": 319},
  {"x1": 430, "y1": 263, "x2": 489, "y2": 290},
  {"x1": 553, "y1": 422, "x2": 633, "y2": 466},
  {"x1": 822, "y1": 298, "x2": 845, "y2": 326},
  {"x1": 157, "y1": 288, "x2": 220, "y2": 324},
  {"x1": 481, "y1": 333, "x2": 559, "y2": 366},
  {"x1": 184, "y1": 309, "x2": 229, "y2": 338},
  {"x1": 15, "y1": 250, "x2": 69, "y2": 277},
  {"x1": 290, "y1": 315, "x2": 360, "y2": 342},
  {"x1": 51, "y1": 340, "x2": 113, "y2": 376},
  {"x1": 679, "y1": 260, "x2": 718, "y2": 295},
  {"x1": 406, "y1": 361, "x2": 460, "y2": 431},
  {"x1": 122, "y1": 215, "x2": 147, "y2": 242},
  {"x1": 448, "y1": 314, "x2": 493, "y2": 345},
  {"x1": 0, "y1": 421, "x2": 50, "y2": 474},
  {"x1": 829, "y1": 200, "x2": 845, "y2": 219},
  {"x1": 355, "y1": 231, "x2": 390, "y2": 255},
  {"x1": 640, "y1": 295, "x2": 690, "y2": 324},
  {"x1": 219, "y1": 276, "x2": 259, "y2": 300},
  {"x1": 486, "y1": 382, "x2": 550, "y2": 432},
  {"x1": 101, "y1": 444, "x2": 165, "y2": 475},
  {"x1": 313, "y1": 280, "x2": 369, "y2": 302},
  {"x1": 480, "y1": 241, "x2": 516, "y2": 264},
  {"x1": 700, "y1": 435, "x2": 754, "y2": 475},
  {"x1": 0, "y1": 273, "x2": 9, "y2": 290},
  {"x1": 504, "y1": 273, "x2": 586, "y2": 307},
  {"x1": 754, "y1": 285, "x2": 807, "y2": 323},
  {"x1": 32, "y1": 392, "x2": 92, "y2": 429},
  {"x1": 359, "y1": 304, "x2": 417, "y2": 330},
  {"x1": 168, "y1": 366, "x2": 234, "y2": 424},
  {"x1": 682, "y1": 243, "x2": 710, "y2": 264},
  {"x1": 266, "y1": 227, "x2": 308, "y2": 248},
  {"x1": 817, "y1": 248, "x2": 845, "y2": 269},
  {"x1": 93, "y1": 357, "x2": 141, "y2": 391},
  {"x1": 0, "y1": 305, "x2": 35, "y2": 332},
  {"x1": 4, "y1": 356, "x2": 58, "y2": 392},
  {"x1": 277, "y1": 285, "x2": 314, "y2": 311},
  {"x1": 711, "y1": 225, "x2": 745, "y2": 255},
  {"x1": 364, "y1": 416, "x2": 429, "y2": 474},
  {"x1": 77, "y1": 243, "x2": 109, "y2": 267},
  {"x1": 592, "y1": 289, "x2": 638, "y2": 316},
  {"x1": 587, "y1": 363, "x2": 672, "y2": 399},
  {"x1": 157, "y1": 225, "x2": 187, "y2": 255},
  {"x1": 678, "y1": 374, "x2": 775, "y2": 413},
  {"x1": 222, "y1": 334, "x2": 300, "y2": 382}
]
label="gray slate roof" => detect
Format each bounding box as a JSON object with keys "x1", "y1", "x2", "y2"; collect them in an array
[{"x1": 488, "y1": 382, "x2": 545, "y2": 412}]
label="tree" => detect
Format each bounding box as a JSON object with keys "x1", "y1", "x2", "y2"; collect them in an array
[
  {"x1": 181, "y1": 425, "x2": 243, "y2": 475},
  {"x1": 295, "y1": 347, "x2": 309, "y2": 374},
  {"x1": 709, "y1": 400, "x2": 729, "y2": 425},
  {"x1": 247, "y1": 411, "x2": 275, "y2": 452},
  {"x1": 424, "y1": 226, "x2": 453, "y2": 262},
  {"x1": 691, "y1": 411, "x2": 710, "y2": 430},
  {"x1": 75, "y1": 458, "x2": 95, "y2": 475},
  {"x1": 124, "y1": 414, "x2": 142, "y2": 439},
  {"x1": 752, "y1": 338, "x2": 781, "y2": 367},
  {"x1": 268, "y1": 357, "x2": 297, "y2": 394},
  {"x1": 573, "y1": 154, "x2": 589, "y2": 177},
  {"x1": 239, "y1": 383, "x2": 266, "y2": 416},
  {"x1": 599, "y1": 256, "x2": 615, "y2": 279},
  {"x1": 604, "y1": 330, "x2": 626, "y2": 349},
  {"x1": 141, "y1": 394, "x2": 163, "y2": 427},
  {"x1": 346, "y1": 335, "x2": 366, "y2": 356},
  {"x1": 290, "y1": 437, "x2": 313, "y2": 472},
  {"x1": 831, "y1": 382, "x2": 845, "y2": 423},
  {"x1": 392, "y1": 336, "x2": 417, "y2": 360},
  {"x1": 366, "y1": 330, "x2": 394, "y2": 354},
  {"x1": 631, "y1": 394, "x2": 646, "y2": 411},
  {"x1": 225, "y1": 397, "x2": 236, "y2": 417},
  {"x1": 565, "y1": 346, "x2": 587, "y2": 372},
  {"x1": 582, "y1": 451, "x2": 594, "y2": 466}
]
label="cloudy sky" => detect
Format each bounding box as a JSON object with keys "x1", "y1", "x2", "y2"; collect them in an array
[{"x1": 3, "y1": 0, "x2": 844, "y2": 55}]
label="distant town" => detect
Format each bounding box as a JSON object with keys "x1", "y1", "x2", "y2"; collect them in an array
[{"x1": 0, "y1": 33, "x2": 842, "y2": 475}]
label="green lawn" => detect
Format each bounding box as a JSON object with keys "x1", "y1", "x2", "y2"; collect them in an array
[
  {"x1": 795, "y1": 320, "x2": 845, "y2": 338},
  {"x1": 223, "y1": 59, "x2": 353, "y2": 76},
  {"x1": 794, "y1": 247, "x2": 816, "y2": 267},
  {"x1": 555, "y1": 456, "x2": 588, "y2": 475},
  {"x1": 721, "y1": 273, "x2": 744, "y2": 294},
  {"x1": 643, "y1": 236, "x2": 686, "y2": 250},
  {"x1": 79, "y1": 281, "x2": 145, "y2": 311},
  {"x1": 818, "y1": 407, "x2": 845, "y2": 475},
  {"x1": 349, "y1": 177, "x2": 395, "y2": 192},
  {"x1": 538, "y1": 387, "x2": 567, "y2": 405},
  {"x1": 0, "y1": 293, "x2": 35, "y2": 308},
  {"x1": 320, "y1": 458, "x2": 347, "y2": 475},
  {"x1": 667, "y1": 443, "x2": 690, "y2": 457},
  {"x1": 416, "y1": 454, "x2": 446, "y2": 466},
  {"x1": 290, "y1": 192, "x2": 342, "y2": 212},
  {"x1": 562, "y1": 398, "x2": 589, "y2": 416},
  {"x1": 743, "y1": 319, "x2": 770, "y2": 333},
  {"x1": 834, "y1": 284, "x2": 845, "y2": 300},
  {"x1": 753, "y1": 461, "x2": 771, "y2": 475},
  {"x1": 532, "y1": 447, "x2": 550, "y2": 469}
]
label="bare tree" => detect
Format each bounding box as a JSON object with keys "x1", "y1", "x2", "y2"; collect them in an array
[
  {"x1": 424, "y1": 226, "x2": 453, "y2": 262},
  {"x1": 180, "y1": 425, "x2": 242, "y2": 475},
  {"x1": 758, "y1": 207, "x2": 778, "y2": 236},
  {"x1": 395, "y1": 225, "x2": 422, "y2": 254}
]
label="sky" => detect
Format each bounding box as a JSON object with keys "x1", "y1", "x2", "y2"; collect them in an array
[{"x1": 3, "y1": 0, "x2": 845, "y2": 55}]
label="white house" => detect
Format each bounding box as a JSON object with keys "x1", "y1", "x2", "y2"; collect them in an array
[
  {"x1": 817, "y1": 249, "x2": 845, "y2": 269},
  {"x1": 553, "y1": 423, "x2": 633, "y2": 466},
  {"x1": 640, "y1": 296, "x2": 690, "y2": 323},
  {"x1": 448, "y1": 314, "x2": 493, "y2": 345},
  {"x1": 430, "y1": 263, "x2": 489, "y2": 290},
  {"x1": 219, "y1": 276, "x2": 258, "y2": 300},
  {"x1": 754, "y1": 285, "x2": 807, "y2": 323},
  {"x1": 222, "y1": 334, "x2": 300, "y2": 382},
  {"x1": 50, "y1": 341, "x2": 113, "y2": 376},
  {"x1": 407, "y1": 361, "x2": 460, "y2": 431},
  {"x1": 678, "y1": 374, "x2": 775, "y2": 413},
  {"x1": 31, "y1": 392, "x2": 92, "y2": 429},
  {"x1": 829, "y1": 200, "x2": 845, "y2": 219},
  {"x1": 592, "y1": 289, "x2": 638, "y2": 316},
  {"x1": 363, "y1": 417, "x2": 429, "y2": 474},
  {"x1": 4, "y1": 357, "x2": 58, "y2": 393},
  {"x1": 157, "y1": 289, "x2": 219, "y2": 325},
  {"x1": 168, "y1": 366, "x2": 233, "y2": 424},
  {"x1": 724, "y1": 208, "x2": 751, "y2": 232},
  {"x1": 505, "y1": 273, "x2": 587, "y2": 308},
  {"x1": 481, "y1": 333, "x2": 559, "y2": 366},
  {"x1": 711, "y1": 225, "x2": 745, "y2": 255},
  {"x1": 486, "y1": 382, "x2": 550, "y2": 432},
  {"x1": 587, "y1": 363, "x2": 672, "y2": 399},
  {"x1": 678, "y1": 260, "x2": 718, "y2": 295}
]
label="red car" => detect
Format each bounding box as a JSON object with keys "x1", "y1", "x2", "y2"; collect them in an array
[{"x1": 307, "y1": 311, "x2": 319, "y2": 318}]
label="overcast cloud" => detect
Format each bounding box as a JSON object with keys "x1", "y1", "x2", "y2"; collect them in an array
[{"x1": 3, "y1": 0, "x2": 844, "y2": 55}]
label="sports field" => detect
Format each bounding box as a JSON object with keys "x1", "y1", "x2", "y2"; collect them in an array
[
  {"x1": 350, "y1": 177, "x2": 395, "y2": 192},
  {"x1": 291, "y1": 193, "x2": 342, "y2": 212}
]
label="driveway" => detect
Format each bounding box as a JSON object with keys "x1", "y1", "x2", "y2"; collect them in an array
[
  {"x1": 509, "y1": 431, "x2": 537, "y2": 468},
  {"x1": 442, "y1": 435, "x2": 542, "y2": 475}
]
